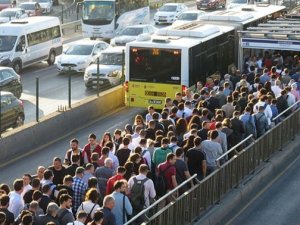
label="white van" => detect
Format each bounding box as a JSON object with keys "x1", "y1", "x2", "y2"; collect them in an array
[{"x1": 0, "y1": 16, "x2": 62, "y2": 73}]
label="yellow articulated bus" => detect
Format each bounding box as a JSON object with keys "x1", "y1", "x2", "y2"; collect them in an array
[{"x1": 125, "y1": 23, "x2": 235, "y2": 109}]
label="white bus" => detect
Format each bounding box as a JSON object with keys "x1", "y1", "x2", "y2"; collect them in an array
[
  {"x1": 199, "y1": 4, "x2": 286, "y2": 64},
  {"x1": 125, "y1": 23, "x2": 236, "y2": 108},
  {"x1": 0, "y1": 16, "x2": 62, "y2": 73},
  {"x1": 77, "y1": 0, "x2": 150, "y2": 39}
]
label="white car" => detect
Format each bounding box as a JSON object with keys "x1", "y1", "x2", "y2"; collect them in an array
[
  {"x1": 19, "y1": 2, "x2": 43, "y2": 16},
  {"x1": 84, "y1": 47, "x2": 125, "y2": 88},
  {"x1": 154, "y1": 3, "x2": 188, "y2": 25},
  {"x1": 172, "y1": 10, "x2": 206, "y2": 27},
  {"x1": 110, "y1": 24, "x2": 157, "y2": 46},
  {"x1": 37, "y1": 0, "x2": 53, "y2": 13},
  {"x1": 0, "y1": 8, "x2": 28, "y2": 23},
  {"x1": 57, "y1": 40, "x2": 109, "y2": 73}
]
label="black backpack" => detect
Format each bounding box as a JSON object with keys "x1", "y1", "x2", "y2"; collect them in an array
[
  {"x1": 130, "y1": 178, "x2": 148, "y2": 210},
  {"x1": 155, "y1": 165, "x2": 172, "y2": 197},
  {"x1": 80, "y1": 203, "x2": 97, "y2": 225}
]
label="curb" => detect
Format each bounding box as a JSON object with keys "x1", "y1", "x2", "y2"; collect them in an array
[{"x1": 193, "y1": 134, "x2": 300, "y2": 225}]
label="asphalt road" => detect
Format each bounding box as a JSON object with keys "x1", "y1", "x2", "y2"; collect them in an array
[
  {"x1": 225, "y1": 151, "x2": 300, "y2": 225},
  {"x1": 0, "y1": 107, "x2": 144, "y2": 186}
]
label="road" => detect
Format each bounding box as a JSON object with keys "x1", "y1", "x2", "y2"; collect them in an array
[
  {"x1": 0, "y1": 107, "x2": 144, "y2": 186},
  {"x1": 225, "y1": 149, "x2": 300, "y2": 225}
]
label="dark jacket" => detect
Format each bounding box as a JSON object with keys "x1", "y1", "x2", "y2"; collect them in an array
[
  {"x1": 35, "y1": 214, "x2": 60, "y2": 225},
  {"x1": 230, "y1": 117, "x2": 245, "y2": 146},
  {"x1": 276, "y1": 95, "x2": 290, "y2": 117}
]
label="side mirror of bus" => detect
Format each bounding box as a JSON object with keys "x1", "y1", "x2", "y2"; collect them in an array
[{"x1": 76, "y1": 3, "x2": 82, "y2": 14}]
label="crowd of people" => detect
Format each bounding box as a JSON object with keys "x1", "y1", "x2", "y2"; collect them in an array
[{"x1": 0, "y1": 51, "x2": 300, "y2": 225}]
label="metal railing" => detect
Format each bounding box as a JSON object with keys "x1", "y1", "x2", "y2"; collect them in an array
[
  {"x1": 124, "y1": 174, "x2": 198, "y2": 225},
  {"x1": 126, "y1": 103, "x2": 300, "y2": 225}
]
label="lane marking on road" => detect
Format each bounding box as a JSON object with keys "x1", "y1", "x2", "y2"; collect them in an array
[{"x1": 225, "y1": 150, "x2": 300, "y2": 225}]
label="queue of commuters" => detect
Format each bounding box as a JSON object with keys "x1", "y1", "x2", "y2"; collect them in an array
[{"x1": 1, "y1": 54, "x2": 300, "y2": 225}]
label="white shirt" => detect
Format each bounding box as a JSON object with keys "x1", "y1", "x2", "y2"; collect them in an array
[
  {"x1": 108, "y1": 151, "x2": 119, "y2": 172},
  {"x1": 21, "y1": 184, "x2": 32, "y2": 197},
  {"x1": 287, "y1": 92, "x2": 296, "y2": 107},
  {"x1": 271, "y1": 86, "x2": 282, "y2": 98},
  {"x1": 141, "y1": 148, "x2": 151, "y2": 169},
  {"x1": 253, "y1": 101, "x2": 273, "y2": 125},
  {"x1": 67, "y1": 221, "x2": 84, "y2": 225},
  {"x1": 128, "y1": 174, "x2": 156, "y2": 207},
  {"x1": 8, "y1": 191, "x2": 24, "y2": 219},
  {"x1": 77, "y1": 200, "x2": 100, "y2": 219}
]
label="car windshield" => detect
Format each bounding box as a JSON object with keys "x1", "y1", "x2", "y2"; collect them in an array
[
  {"x1": 121, "y1": 27, "x2": 143, "y2": 36},
  {"x1": 99, "y1": 52, "x2": 123, "y2": 65},
  {"x1": 159, "y1": 5, "x2": 177, "y2": 12},
  {"x1": 20, "y1": 4, "x2": 35, "y2": 10},
  {"x1": 178, "y1": 13, "x2": 197, "y2": 20},
  {"x1": 0, "y1": 11, "x2": 16, "y2": 17},
  {"x1": 230, "y1": 0, "x2": 247, "y2": 3},
  {"x1": 65, "y1": 44, "x2": 94, "y2": 55},
  {"x1": 37, "y1": 0, "x2": 49, "y2": 2},
  {"x1": 0, "y1": 35, "x2": 17, "y2": 52}
]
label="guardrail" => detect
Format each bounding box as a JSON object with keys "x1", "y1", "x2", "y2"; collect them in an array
[{"x1": 125, "y1": 102, "x2": 300, "y2": 225}]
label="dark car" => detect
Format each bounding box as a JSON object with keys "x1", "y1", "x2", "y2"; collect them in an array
[
  {"x1": 196, "y1": 0, "x2": 226, "y2": 9},
  {"x1": 0, "y1": 67, "x2": 22, "y2": 99},
  {"x1": 0, "y1": 0, "x2": 11, "y2": 11},
  {"x1": 0, "y1": 91, "x2": 25, "y2": 131}
]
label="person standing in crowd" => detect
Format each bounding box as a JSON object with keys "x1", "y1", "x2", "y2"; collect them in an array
[
  {"x1": 21, "y1": 174, "x2": 32, "y2": 198},
  {"x1": 116, "y1": 138, "x2": 131, "y2": 167},
  {"x1": 0, "y1": 212, "x2": 5, "y2": 225},
  {"x1": 99, "y1": 196, "x2": 116, "y2": 225},
  {"x1": 67, "y1": 211, "x2": 87, "y2": 225},
  {"x1": 186, "y1": 137, "x2": 206, "y2": 180},
  {"x1": 0, "y1": 195, "x2": 14, "y2": 225},
  {"x1": 35, "y1": 203, "x2": 60, "y2": 225},
  {"x1": 23, "y1": 178, "x2": 40, "y2": 205},
  {"x1": 36, "y1": 166, "x2": 46, "y2": 181},
  {"x1": 152, "y1": 138, "x2": 173, "y2": 168},
  {"x1": 95, "y1": 158, "x2": 114, "y2": 204},
  {"x1": 174, "y1": 148, "x2": 193, "y2": 194},
  {"x1": 77, "y1": 188, "x2": 99, "y2": 221},
  {"x1": 88, "y1": 210, "x2": 104, "y2": 225},
  {"x1": 72, "y1": 167, "x2": 87, "y2": 215},
  {"x1": 65, "y1": 139, "x2": 84, "y2": 166},
  {"x1": 254, "y1": 106, "x2": 269, "y2": 138},
  {"x1": 8, "y1": 179, "x2": 24, "y2": 219},
  {"x1": 65, "y1": 155, "x2": 81, "y2": 177},
  {"x1": 106, "y1": 167, "x2": 126, "y2": 196},
  {"x1": 110, "y1": 180, "x2": 132, "y2": 225},
  {"x1": 48, "y1": 157, "x2": 66, "y2": 185},
  {"x1": 57, "y1": 194, "x2": 74, "y2": 225},
  {"x1": 82, "y1": 133, "x2": 102, "y2": 164},
  {"x1": 82, "y1": 164, "x2": 95, "y2": 186},
  {"x1": 201, "y1": 130, "x2": 223, "y2": 174},
  {"x1": 230, "y1": 111, "x2": 245, "y2": 151}
]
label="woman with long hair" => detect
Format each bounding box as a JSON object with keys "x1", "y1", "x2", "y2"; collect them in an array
[
  {"x1": 77, "y1": 188, "x2": 100, "y2": 219},
  {"x1": 175, "y1": 118, "x2": 188, "y2": 146},
  {"x1": 132, "y1": 114, "x2": 146, "y2": 131}
]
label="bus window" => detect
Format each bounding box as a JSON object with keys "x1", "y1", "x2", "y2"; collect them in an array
[{"x1": 129, "y1": 47, "x2": 181, "y2": 84}]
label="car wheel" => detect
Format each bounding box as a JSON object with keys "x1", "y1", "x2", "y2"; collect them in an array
[
  {"x1": 14, "y1": 113, "x2": 24, "y2": 128},
  {"x1": 13, "y1": 61, "x2": 22, "y2": 74},
  {"x1": 47, "y1": 51, "x2": 56, "y2": 65}
]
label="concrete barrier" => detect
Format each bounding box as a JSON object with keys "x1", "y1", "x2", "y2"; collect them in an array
[{"x1": 0, "y1": 85, "x2": 125, "y2": 163}]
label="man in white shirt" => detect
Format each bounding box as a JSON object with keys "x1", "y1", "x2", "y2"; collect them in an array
[
  {"x1": 253, "y1": 96, "x2": 273, "y2": 126},
  {"x1": 21, "y1": 174, "x2": 32, "y2": 197},
  {"x1": 67, "y1": 211, "x2": 87, "y2": 225},
  {"x1": 128, "y1": 164, "x2": 156, "y2": 209},
  {"x1": 271, "y1": 80, "x2": 282, "y2": 98},
  {"x1": 8, "y1": 179, "x2": 24, "y2": 219}
]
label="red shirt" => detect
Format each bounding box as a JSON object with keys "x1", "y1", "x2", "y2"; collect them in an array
[
  {"x1": 106, "y1": 174, "x2": 124, "y2": 195},
  {"x1": 82, "y1": 143, "x2": 102, "y2": 163},
  {"x1": 158, "y1": 162, "x2": 176, "y2": 190}
]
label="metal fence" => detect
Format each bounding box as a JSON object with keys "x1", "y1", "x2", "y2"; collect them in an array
[{"x1": 125, "y1": 101, "x2": 300, "y2": 225}]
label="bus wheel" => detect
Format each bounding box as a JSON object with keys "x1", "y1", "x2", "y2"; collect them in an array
[
  {"x1": 13, "y1": 61, "x2": 22, "y2": 74},
  {"x1": 47, "y1": 51, "x2": 56, "y2": 65}
]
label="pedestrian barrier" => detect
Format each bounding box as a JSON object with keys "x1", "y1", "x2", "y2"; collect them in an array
[{"x1": 125, "y1": 101, "x2": 300, "y2": 225}]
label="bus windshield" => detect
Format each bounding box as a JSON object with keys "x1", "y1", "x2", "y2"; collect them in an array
[
  {"x1": 129, "y1": 47, "x2": 181, "y2": 84},
  {"x1": 99, "y1": 53, "x2": 123, "y2": 65},
  {"x1": 0, "y1": 35, "x2": 17, "y2": 52},
  {"x1": 82, "y1": 1, "x2": 115, "y2": 22}
]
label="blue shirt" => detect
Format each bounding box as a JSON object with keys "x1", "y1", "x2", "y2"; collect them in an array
[
  {"x1": 72, "y1": 177, "x2": 87, "y2": 213},
  {"x1": 111, "y1": 192, "x2": 132, "y2": 225},
  {"x1": 260, "y1": 74, "x2": 270, "y2": 85}
]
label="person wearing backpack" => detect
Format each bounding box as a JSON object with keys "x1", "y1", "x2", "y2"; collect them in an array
[
  {"x1": 77, "y1": 189, "x2": 100, "y2": 225},
  {"x1": 56, "y1": 194, "x2": 74, "y2": 225},
  {"x1": 110, "y1": 180, "x2": 132, "y2": 225},
  {"x1": 156, "y1": 153, "x2": 177, "y2": 204},
  {"x1": 239, "y1": 106, "x2": 257, "y2": 141},
  {"x1": 254, "y1": 106, "x2": 269, "y2": 138}
]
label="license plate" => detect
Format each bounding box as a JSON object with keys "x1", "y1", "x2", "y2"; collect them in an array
[
  {"x1": 202, "y1": 3, "x2": 207, "y2": 5},
  {"x1": 148, "y1": 99, "x2": 162, "y2": 104},
  {"x1": 93, "y1": 80, "x2": 104, "y2": 85}
]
